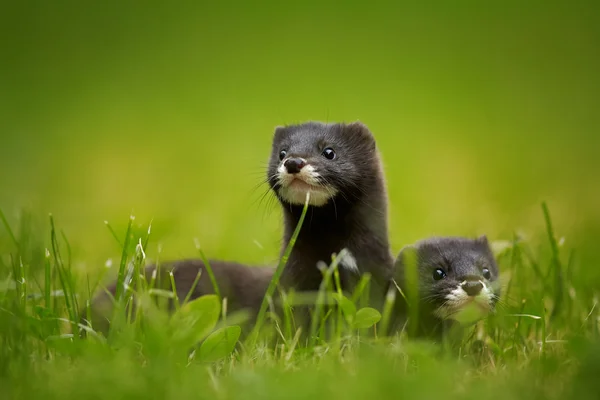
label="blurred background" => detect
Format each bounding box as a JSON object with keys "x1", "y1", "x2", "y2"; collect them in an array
[{"x1": 1, "y1": 1, "x2": 599, "y2": 285}]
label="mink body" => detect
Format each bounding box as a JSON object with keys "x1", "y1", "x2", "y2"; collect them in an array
[{"x1": 85, "y1": 121, "x2": 395, "y2": 335}]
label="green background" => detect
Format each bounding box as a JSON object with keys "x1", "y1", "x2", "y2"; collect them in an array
[{"x1": 1, "y1": 0, "x2": 599, "y2": 284}]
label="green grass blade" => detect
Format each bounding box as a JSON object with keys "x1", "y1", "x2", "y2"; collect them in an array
[
  {"x1": 104, "y1": 220, "x2": 124, "y2": 248},
  {"x1": 379, "y1": 285, "x2": 396, "y2": 337},
  {"x1": 143, "y1": 219, "x2": 153, "y2": 250},
  {"x1": 248, "y1": 192, "x2": 310, "y2": 346},
  {"x1": 0, "y1": 208, "x2": 19, "y2": 249},
  {"x1": 44, "y1": 249, "x2": 51, "y2": 310},
  {"x1": 59, "y1": 229, "x2": 79, "y2": 316},
  {"x1": 333, "y1": 263, "x2": 343, "y2": 346},
  {"x1": 183, "y1": 269, "x2": 202, "y2": 305},
  {"x1": 18, "y1": 257, "x2": 26, "y2": 309},
  {"x1": 541, "y1": 202, "x2": 564, "y2": 322},
  {"x1": 194, "y1": 239, "x2": 221, "y2": 301},
  {"x1": 402, "y1": 247, "x2": 420, "y2": 338},
  {"x1": 49, "y1": 215, "x2": 74, "y2": 322},
  {"x1": 169, "y1": 271, "x2": 180, "y2": 311},
  {"x1": 309, "y1": 250, "x2": 346, "y2": 346},
  {"x1": 114, "y1": 215, "x2": 135, "y2": 302}
]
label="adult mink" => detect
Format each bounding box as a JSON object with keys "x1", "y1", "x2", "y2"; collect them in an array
[
  {"x1": 267, "y1": 121, "x2": 394, "y2": 301},
  {"x1": 84, "y1": 121, "x2": 394, "y2": 334}
]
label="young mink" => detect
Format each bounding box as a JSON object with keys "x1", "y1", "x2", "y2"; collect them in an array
[
  {"x1": 390, "y1": 236, "x2": 501, "y2": 339},
  {"x1": 85, "y1": 121, "x2": 394, "y2": 334}
]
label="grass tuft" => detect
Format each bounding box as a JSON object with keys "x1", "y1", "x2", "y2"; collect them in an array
[{"x1": 0, "y1": 202, "x2": 598, "y2": 399}]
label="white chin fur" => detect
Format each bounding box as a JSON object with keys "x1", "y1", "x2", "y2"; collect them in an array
[
  {"x1": 433, "y1": 281, "x2": 494, "y2": 324},
  {"x1": 277, "y1": 163, "x2": 337, "y2": 206}
]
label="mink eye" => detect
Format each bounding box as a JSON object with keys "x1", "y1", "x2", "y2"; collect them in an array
[
  {"x1": 322, "y1": 147, "x2": 336, "y2": 160},
  {"x1": 482, "y1": 268, "x2": 491, "y2": 280},
  {"x1": 433, "y1": 268, "x2": 446, "y2": 281},
  {"x1": 279, "y1": 150, "x2": 287, "y2": 161}
]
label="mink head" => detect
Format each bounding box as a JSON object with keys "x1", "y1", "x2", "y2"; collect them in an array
[
  {"x1": 267, "y1": 121, "x2": 379, "y2": 207},
  {"x1": 395, "y1": 236, "x2": 501, "y2": 323}
]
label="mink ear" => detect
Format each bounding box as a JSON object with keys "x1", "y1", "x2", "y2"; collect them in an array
[
  {"x1": 273, "y1": 125, "x2": 288, "y2": 141},
  {"x1": 346, "y1": 121, "x2": 371, "y2": 134},
  {"x1": 345, "y1": 121, "x2": 376, "y2": 147},
  {"x1": 347, "y1": 120, "x2": 368, "y2": 129},
  {"x1": 476, "y1": 235, "x2": 489, "y2": 245}
]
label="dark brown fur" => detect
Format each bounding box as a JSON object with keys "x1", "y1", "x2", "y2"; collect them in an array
[
  {"x1": 389, "y1": 236, "x2": 501, "y2": 339},
  {"x1": 268, "y1": 122, "x2": 394, "y2": 303},
  {"x1": 85, "y1": 260, "x2": 273, "y2": 334}
]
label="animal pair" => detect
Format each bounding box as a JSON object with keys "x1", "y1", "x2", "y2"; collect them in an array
[{"x1": 85, "y1": 121, "x2": 500, "y2": 339}]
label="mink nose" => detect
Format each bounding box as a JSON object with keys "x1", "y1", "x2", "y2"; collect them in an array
[
  {"x1": 284, "y1": 158, "x2": 306, "y2": 174},
  {"x1": 462, "y1": 281, "x2": 483, "y2": 297}
]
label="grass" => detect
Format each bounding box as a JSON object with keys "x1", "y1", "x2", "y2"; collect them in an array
[{"x1": 1, "y1": 202, "x2": 599, "y2": 400}]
